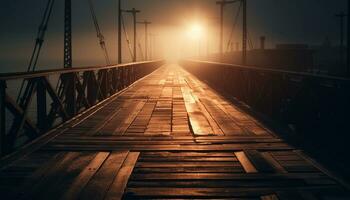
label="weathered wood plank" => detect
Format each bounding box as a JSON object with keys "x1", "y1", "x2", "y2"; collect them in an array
[
  {"x1": 20, "y1": 152, "x2": 81, "y2": 199},
  {"x1": 124, "y1": 186, "x2": 342, "y2": 198},
  {"x1": 130, "y1": 172, "x2": 327, "y2": 180},
  {"x1": 244, "y1": 150, "x2": 276, "y2": 173},
  {"x1": 79, "y1": 151, "x2": 129, "y2": 200},
  {"x1": 104, "y1": 152, "x2": 140, "y2": 200},
  {"x1": 1, "y1": 65, "x2": 349, "y2": 200},
  {"x1": 61, "y1": 152, "x2": 110, "y2": 199},
  {"x1": 235, "y1": 151, "x2": 258, "y2": 173}
]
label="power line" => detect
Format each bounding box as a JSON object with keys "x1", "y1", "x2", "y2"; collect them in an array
[
  {"x1": 121, "y1": 13, "x2": 134, "y2": 60},
  {"x1": 137, "y1": 20, "x2": 151, "y2": 60},
  {"x1": 17, "y1": 0, "x2": 55, "y2": 103},
  {"x1": 216, "y1": 0, "x2": 247, "y2": 64},
  {"x1": 88, "y1": 0, "x2": 110, "y2": 65},
  {"x1": 125, "y1": 8, "x2": 141, "y2": 62},
  {"x1": 138, "y1": 41, "x2": 145, "y2": 60},
  {"x1": 226, "y1": 1, "x2": 242, "y2": 52}
]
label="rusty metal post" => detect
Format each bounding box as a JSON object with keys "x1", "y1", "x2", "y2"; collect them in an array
[
  {"x1": 86, "y1": 72, "x2": 96, "y2": 105},
  {"x1": 64, "y1": 0, "x2": 76, "y2": 117},
  {"x1": 100, "y1": 70, "x2": 108, "y2": 98}
]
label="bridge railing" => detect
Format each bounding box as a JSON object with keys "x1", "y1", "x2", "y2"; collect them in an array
[
  {"x1": 181, "y1": 59, "x2": 350, "y2": 151},
  {"x1": 0, "y1": 60, "x2": 164, "y2": 155}
]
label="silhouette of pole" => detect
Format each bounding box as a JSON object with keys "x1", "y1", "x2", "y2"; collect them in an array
[
  {"x1": 118, "y1": 0, "x2": 122, "y2": 64},
  {"x1": 64, "y1": 0, "x2": 76, "y2": 116},
  {"x1": 336, "y1": 12, "x2": 346, "y2": 67},
  {"x1": 126, "y1": 8, "x2": 140, "y2": 62},
  {"x1": 64, "y1": 0, "x2": 72, "y2": 68},
  {"x1": 137, "y1": 20, "x2": 151, "y2": 60}
]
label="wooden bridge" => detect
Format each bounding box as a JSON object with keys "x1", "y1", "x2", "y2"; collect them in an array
[{"x1": 0, "y1": 62, "x2": 349, "y2": 199}]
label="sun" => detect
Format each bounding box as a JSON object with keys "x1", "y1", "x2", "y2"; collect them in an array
[{"x1": 187, "y1": 23, "x2": 204, "y2": 40}]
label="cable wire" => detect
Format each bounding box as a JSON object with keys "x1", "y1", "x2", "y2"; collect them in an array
[
  {"x1": 121, "y1": 13, "x2": 134, "y2": 61},
  {"x1": 248, "y1": 31, "x2": 254, "y2": 50},
  {"x1": 138, "y1": 40, "x2": 145, "y2": 60},
  {"x1": 226, "y1": 1, "x2": 242, "y2": 52},
  {"x1": 17, "y1": 0, "x2": 55, "y2": 103},
  {"x1": 88, "y1": 0, "x2": 110, "y2": 65}
]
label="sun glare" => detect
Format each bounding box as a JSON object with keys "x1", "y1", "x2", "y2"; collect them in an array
[{"x1": 187, "y1": 23, "x2": 204, "y2": 40}]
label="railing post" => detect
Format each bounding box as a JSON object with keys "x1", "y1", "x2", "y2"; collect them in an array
[
  {"x1": 111, "y1": 68, "x2": 117, "y2": 93},
  {"x1": 36, "y1": 78, "x2": 47, "y2": 132},
  {"x1": 86, "y1": 71, "x2": 96, "y2": 105},
  {"x1": 100, "y1": 70, "x2": 108, "y2": 98},
  {"x1": 106, "y1": 70, "x2": 111, "y2": 95},
  {"x1": 120, "y1": 67, "x2": 125, "y2": 88},
  {"x1": 0, "y1": 80, "x2": 6, "y2": 156}
]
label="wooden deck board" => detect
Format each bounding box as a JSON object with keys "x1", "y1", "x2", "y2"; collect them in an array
[{"x1": 0, "y1": 64, "x2": 349, "y2": 199}]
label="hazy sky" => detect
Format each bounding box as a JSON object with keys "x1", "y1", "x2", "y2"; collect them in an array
[{"x1": 0, "y1": 0, "x2": 348, "y2": 71}]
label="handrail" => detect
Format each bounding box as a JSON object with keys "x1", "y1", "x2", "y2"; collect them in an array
[
  {"x1": 182, "y1": 59, "x2": 350, "y2": 177},
  {"x1": 0, "y1": 60, "x2": 164, "y2": 156},
  {"x1": 184, "y1": 59, "x2": 350, "y2": 82},
  {"x1": 0, "y1": 60, "x2": 163, "y2": 81}
]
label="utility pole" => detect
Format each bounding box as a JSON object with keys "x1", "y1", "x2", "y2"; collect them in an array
[
  {"x1": 63, "y1": 0, "x2": 76, "y2": 116},
  {"x1": 125, "y1": 8, "x2": 140, "y2": 62},
  {"x1": 64, "y1": 0, "x2": 72, "y2": 69},
  {"x1": 118, "y1": 0, "x2": 122, "y2": 64},
  {"x1": 336, "y1": 12, "x2": 346, "y2": 67},
  {"x1": 137, "y1": 20, "x2": 151, "y2": 60}
]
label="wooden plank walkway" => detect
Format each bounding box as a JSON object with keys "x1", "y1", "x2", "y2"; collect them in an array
[{"x1": 0, "y1": 64, "x2": 349, "y2": 199}]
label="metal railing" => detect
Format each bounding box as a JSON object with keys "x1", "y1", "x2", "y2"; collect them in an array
[
  {"x1": 0, "y1": 60, "x2": 164, "y2": 155},
  {"x1": 181, "y1": 59, "x2": 350, "y2": 148}
]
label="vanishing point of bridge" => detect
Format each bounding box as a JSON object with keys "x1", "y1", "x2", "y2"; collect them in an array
[{"x1": 0, "y1": 61, "x2": 349, "y2": 199}]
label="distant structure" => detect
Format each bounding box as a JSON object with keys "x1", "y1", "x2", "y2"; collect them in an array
[
  {"x1": 208, "y1": 38, "x2": 314, "y2": 72},
  {"x1": 260, "y1": 36, "x2": 266, "y2": 50}
]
